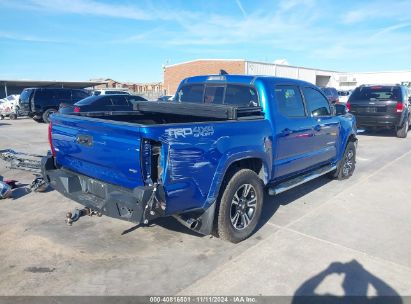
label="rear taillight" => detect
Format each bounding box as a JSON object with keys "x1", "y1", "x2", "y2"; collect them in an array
[
  {"x1": 74, "y1": 106, "x2": 80, "y2": 113},
  {"x1": 396, "y1": 102, "x2": 404, "y2": 113},
  {"x1": 48, "y1": 122, "x2": 56, "y2": 157},
  {"x1": 346, "y1": 102, "x2": 351, "y2": 112}
]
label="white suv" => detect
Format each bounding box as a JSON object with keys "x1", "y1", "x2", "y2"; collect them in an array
[{"x1": 93, "y1": 89, "x2": 130, "y2": 96}]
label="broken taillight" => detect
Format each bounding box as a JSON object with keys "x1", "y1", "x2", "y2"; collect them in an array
[{"x1": 48, "y1": 122, "x2": 56, "y2": 157}]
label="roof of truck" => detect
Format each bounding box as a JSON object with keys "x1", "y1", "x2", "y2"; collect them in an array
[{"x1": 180, "y1": 74, "x2": 315, "y2": 87}]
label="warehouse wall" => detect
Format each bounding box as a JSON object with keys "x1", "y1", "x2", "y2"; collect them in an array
[
  {"x1": 164, "y1": 60, "x2": 245, "y2": 95},
  {"x1": 245, "y1": 61, "x2": 339, "y2": 87}
]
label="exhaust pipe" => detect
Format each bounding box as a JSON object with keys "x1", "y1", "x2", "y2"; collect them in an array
[{"x1": 174, "y1": 216, "x2": 199, "y2": 231}]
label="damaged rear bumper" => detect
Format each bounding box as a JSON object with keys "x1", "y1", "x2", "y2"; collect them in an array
[{"x1": 41, "y1": 156, "x2": 166, "y2": 224}]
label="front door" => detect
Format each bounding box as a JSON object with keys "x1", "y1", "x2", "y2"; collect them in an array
[{"x1": 302, "y1": 87, "x2": 339, "y2": 165}]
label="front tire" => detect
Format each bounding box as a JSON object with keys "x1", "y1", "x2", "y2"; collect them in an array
[
  {"x1": 328, "y1": 141, "x2": 356, "y2": 180},
  {"x1": 216, "y1": 169, "x2": 264, "y2": 243}
]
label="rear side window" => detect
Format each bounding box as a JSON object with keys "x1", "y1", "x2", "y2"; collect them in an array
[
  {"x1": 303, "y1": 87, "x2": 331, "y2": 116},
  {"x1": 126, "y1": 96, "x2": 147, "y2": 104},
  {"x1": 36, "y1": 89, "x2": 70, "y2": 101},
  {"x1": 110, "y1": 96, "x2": 128, "y2": 106},
  {"x1": 275, "y1": 85, "x2": 306, "y2": 117},
  {"x1": 225, "y1": 85, "x2": 258, "y2": 106},
  {"x1": 176, "y1": 84, "x2": 204, "y2": 103},
  {"x1": 350, "y1": 86, "x2": 402, "y2": 102},
  {"x1": 204, "y1": 86, "x2": 224, "y2": 104},
  {"x1": 95, "y1": 96, "x2": 113, "y2": 106}
]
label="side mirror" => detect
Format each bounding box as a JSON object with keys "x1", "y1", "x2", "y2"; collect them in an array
[{"x1": 335, "y1": 104, "x2": 348, "y2": 116}]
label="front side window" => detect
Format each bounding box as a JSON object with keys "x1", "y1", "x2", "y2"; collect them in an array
[
  {"x1": 275, "y1": 85, "x2": 305, "y2": 117},
  {"x1": 303, "y1": 87, "x2": 331, "y2": 116},
  {"x1": 176, "y1": 84, "x2": 204, "y2": 103}
]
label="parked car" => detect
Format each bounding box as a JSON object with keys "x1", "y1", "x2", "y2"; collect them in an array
[
  {"x1": 19, "y1": 88, "x2": 90, "y2": 123},
  {"x1": 337, "y1": 90, "x2": 352, "y2": 103},
  {"x1": 321, "y1": 87, "x2": 339, "y2": 104},
  {"x1": 59, "y1": 94, "x2": 147, "y2": 114},
  {"x1": 347, "y1": 84, "x2": 411, "y2": 138},
  {"x1": 93, "y1": 89, "x2": 130, "y2": 96},
  {"x1": 0, "y1": 94, "x2": 20, "y2": 120},
  {"x1": 43, "y1": 75, "x2": 357, "y2": 243},
  {"x1": 157, "y1": 95, "x2": 173, "y2": 101}
]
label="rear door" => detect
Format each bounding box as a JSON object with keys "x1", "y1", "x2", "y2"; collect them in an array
[
  {"x1": 302, "y1": 87, "x2": 339, "y2": 165},
  {"x1": 273, "y1": 85, "x2": 317, "y2": 179},
  {"x1": 51, "y1": 114, "x2": 144, "y2": 188}
]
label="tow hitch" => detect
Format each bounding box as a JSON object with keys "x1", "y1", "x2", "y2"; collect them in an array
[{"x1": 65, "y1": 207, "x2": 102, "y2": 226}]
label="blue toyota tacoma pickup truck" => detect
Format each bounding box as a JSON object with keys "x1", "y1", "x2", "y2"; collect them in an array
[{"x1": 42, "y1": 75, "x2": 357, "y2": 243}]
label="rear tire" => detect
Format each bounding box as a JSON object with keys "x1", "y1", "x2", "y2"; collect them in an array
[
  {"x1": 42, "y1": 109, "x2": 57, "y2": 124},
  {"x1": 328, "y1": 141, "x2": 356, "y2": 180},
  {"x1": 396, "y1": 119, "x2": 409, "y2": 138},
  {"x1": 9, "y1": 114, "x2": 17, "y2": 120},
  {"x1": 216, "y1": 169, "x2": 264, "y2": 243}
]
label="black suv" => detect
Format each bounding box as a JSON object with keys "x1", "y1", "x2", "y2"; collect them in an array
[
  {"x1": 19, "y1": 88, "x2": 90, "y2": 123},
  {"x1": 348, "y1": 85, "x2": 411, "y2": 138}
]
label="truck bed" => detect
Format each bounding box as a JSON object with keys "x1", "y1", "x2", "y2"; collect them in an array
[{"x1": 73, "y1": 101, "x2": 264, "y2": 124}]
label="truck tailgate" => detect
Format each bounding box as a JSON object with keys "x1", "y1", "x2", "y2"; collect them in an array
[{"x1": 51, "y1": 114, "x2": 144, "y2": 189}]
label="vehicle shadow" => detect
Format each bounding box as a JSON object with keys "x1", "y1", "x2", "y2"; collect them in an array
[
  {"x1": 122, "y1": 217, "x2": 204, "y2": 238},
  {"x1": 291, "y1": 260, "x2": 402, "y2": 304},
  {"x1": 258, "y1": 176, "x2": 332, "y2": 229},
  {"x1": 0, "y1": 123, "x2": 11, "y2": 126}
]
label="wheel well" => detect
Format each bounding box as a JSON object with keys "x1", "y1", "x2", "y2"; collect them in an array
[
  {"x1": 225, "y1": 158, "x2": 264, "y2": 182},
  {"x1": 348, "y1": 134, "x2": 357, "y2": 143}
]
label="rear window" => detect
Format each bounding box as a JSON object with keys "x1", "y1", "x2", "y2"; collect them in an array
[
  {"x1": 20, "y1": 90, "x2": 32, "y2": 103},
  {"x1": 176, "y1": 84, "x2": 259, "y2": 106},
  {"x1": 204, "y1": 86, "x2": 224, "y2": 104},
  {"x1": 176, "y1": 84, "x2": 204, "y2": 103},
  {"x1": 350, "y1": 86, "x2": 402, "y2": 102},
  {"x1": 76, "y1": 95, "x2": 105, "y2": 105}
]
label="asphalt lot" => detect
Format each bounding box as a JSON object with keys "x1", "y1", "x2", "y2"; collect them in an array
[{"x1": 1, "y1": 118, "x2": 411, "y2": 299}]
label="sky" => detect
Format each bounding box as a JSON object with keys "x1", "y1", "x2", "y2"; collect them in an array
[{"x1": 0, "y1": 0, "x2": 411, "y2": 83}]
